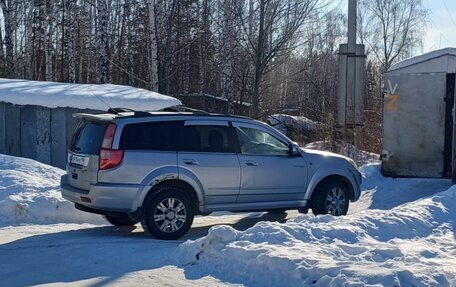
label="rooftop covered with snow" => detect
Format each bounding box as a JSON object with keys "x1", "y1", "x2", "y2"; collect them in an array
[
  {"x1": 0, "y1": 78, "x2": 181, "y2": 111},
  {"x1": 387, "y1": 47, "x2": 456, "y2": 74}
]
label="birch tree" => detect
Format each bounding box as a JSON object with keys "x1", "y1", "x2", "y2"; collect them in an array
[
  {"x1": 97, "y1": 0, "x2": 110, "y2": 84},
  {"x1": 219, "y1": 0, "x2": 236, "y2": 114},
  {"x1": 0, "y1": 0, "x2": 15, "y2": 76},
  {"x1": 147, "y1": 0, "x2": 159, "y2": 91},
  {"x1": 66, "y1": 0, "x2": 76, "y2": 83},
  {"x1": 44, "y1": 0, "x2": 53, "y2": 81},
  {"x1": 247, "y1": 0, "x2": 320, "y2": 119},
  {"x1": 359, "y1": 0, "x2": 428, "y2": 71}
]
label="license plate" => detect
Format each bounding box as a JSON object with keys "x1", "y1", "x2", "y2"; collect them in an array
[{"x1": 70, "y1": 154, "x2": 87, "y2": 166}]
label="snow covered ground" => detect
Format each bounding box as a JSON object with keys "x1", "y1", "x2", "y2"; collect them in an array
[
  {"x1": 178, "y1": 164, "x2": 455, "y2": 286},
  {"x1": 0, "y1": 154, "x2": 105, "y2": 225},
  {"x1": 0, "y1": 154, "x2": 455, "y2": 286}
]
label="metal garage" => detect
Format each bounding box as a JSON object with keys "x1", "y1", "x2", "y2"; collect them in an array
[
  {"x1": 382, "y1": 48, "x2": 456, "y2": 178},
  {"x1": 0, "y1": 79, "x2": 180, "y2": 168}
]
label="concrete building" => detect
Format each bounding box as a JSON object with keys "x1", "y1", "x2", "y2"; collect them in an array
[
  {"x1": 0, "y1": 79, "x2": 180, "y2": 168},
  {"x1": 382, "y1": 48, "x2": 456, "y2": 178}
]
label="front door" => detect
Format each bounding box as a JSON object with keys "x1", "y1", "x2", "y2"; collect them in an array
[{"x1": 232, "y1": 122, "x2": 307, "y2": 203}]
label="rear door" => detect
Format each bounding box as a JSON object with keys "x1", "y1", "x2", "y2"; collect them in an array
[
  {"x1": 177, "y1": 120, "x2": 241, "y2": 205},
  {"x1": 98, "y1": 120, "x2": 182, "y2": 185},
  {"x1": 67, "y1": 120, "x2": 107, "y2": 191}
]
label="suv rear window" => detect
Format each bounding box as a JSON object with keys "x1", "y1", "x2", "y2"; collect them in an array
[
  {"x1": 70, "y1": 121, "x2": 107, "y2": 155},
  {"x1": 119, "y1": 121, "x2": 182, "y2": 151}
]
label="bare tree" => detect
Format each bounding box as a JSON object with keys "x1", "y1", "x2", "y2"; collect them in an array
[
  {"x1": 66, "y1": 0, "x2": 77, "y2": 83},
  {"x1": 44, "y1": 0, "x2": 53, "y2": 81},
  {"x1": 97, "y1": 0, "x2": 110, "y2": 84},
  {"x1": 0, "y1": 0, "x2": 15, "y2": 76},
  {"x1": 245, "y1": 0, "x2": 320, "y2": 119},
  {"x1": 359, "y1": 0, "x2": 428, "y2": 71},
  {"x1": 219, "y1": 0, "x2": 236, "y2": 114},
  {"x1": 147, "y1": 0, "x2": 159, "y2": 91}
]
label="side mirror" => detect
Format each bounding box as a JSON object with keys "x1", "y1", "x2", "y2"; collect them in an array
[{"x1": 289, "y1": 142, "x2": 301, "y2": 156}]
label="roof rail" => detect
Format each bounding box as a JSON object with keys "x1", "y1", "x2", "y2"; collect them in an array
[
  {"x1": 107, "y1": 107, "x2": 135, "y2": 114},
  {"x1": 107, "y1": 105, "x2": 229, "y2": 118},
  {"x1": 106, "y1": 107, "x2": 152, "y2": 118},
  {"x1": 161, "y1": 105, "x2": 209, "y2": 115}
]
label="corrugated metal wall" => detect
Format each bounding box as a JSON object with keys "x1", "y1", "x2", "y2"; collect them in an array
[{"x1": 0, "y1": 102, "x2": 99, "y2": 169}]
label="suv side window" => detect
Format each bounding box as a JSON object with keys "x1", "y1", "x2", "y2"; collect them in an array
[
  {"x1": 180, "y1": 125, "x2": 237, "y2": 153},
  {"x1": 235, "y1": 126, "x2": 289, "y2": 156},
  {"x1": 119, "y1": 121, "x2": 182, "y2": 151}
]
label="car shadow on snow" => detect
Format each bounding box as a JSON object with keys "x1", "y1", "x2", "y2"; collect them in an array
[
  {"x1": 0, "y1": 212, "x2": 289, "y2": 286},
  {"x1": 187, "y1": 212, "x2": 289, "y2": 239}
]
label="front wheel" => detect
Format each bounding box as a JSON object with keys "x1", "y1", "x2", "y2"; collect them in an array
[
  {"x1": 311, "y1": 181, "x2": 349, "y2": 216},
  {"x1": 141, "y1": 187, "x2": 194, "y2": 240}
]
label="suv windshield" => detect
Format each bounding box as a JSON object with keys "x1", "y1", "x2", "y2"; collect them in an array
[{"x1": 70, "y1": 121, "x2": 107, "y2": 155}]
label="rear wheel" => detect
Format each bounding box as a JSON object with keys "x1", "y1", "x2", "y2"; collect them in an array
[
  {"x1": 104, "y1": 215, "x2": 138, "y2": 226},
  {"x1": 311, "y1": 181, "x2": 349, "y2": 216},
  {"x1": 141, "y1": 187, "x2": 194, "y2": 240}
]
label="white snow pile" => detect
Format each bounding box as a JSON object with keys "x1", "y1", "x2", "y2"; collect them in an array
[
  {"x1": 0, "y1": 154, "x2": 105, "y2": 226},
  {"x1": 0, "y1": 78, "x2": 181, "y2": 111},
  {"x1": 177, "y1": 165, "x2": 456, "y2": 286},
  {"x1": 268, "y1": 114, "x2": 320, "y2": 133}
]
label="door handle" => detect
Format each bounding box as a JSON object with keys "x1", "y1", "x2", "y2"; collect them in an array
[
  {"x1": 244, "y1": 160, "x2": 258, "y2": 166},
  {"x1": 183, "y1": 159, "x2": 199, "y2": 165}
]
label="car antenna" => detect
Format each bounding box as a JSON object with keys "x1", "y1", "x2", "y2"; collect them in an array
[{"x1": 90, "y1": 86, "x2": 113, "y2": 111}]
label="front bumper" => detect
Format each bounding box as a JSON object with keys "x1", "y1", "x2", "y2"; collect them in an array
[{"x1": 60, "y1": 174, "x2": 142, "y2": 213}]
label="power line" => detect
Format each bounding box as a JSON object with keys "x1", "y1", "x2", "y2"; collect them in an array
[
  {"x1": 429, "y1": 18, "x2": 456, "y2": 47},
  {"x1": 441, "y1": 0, "x2": 456, "y2": 29}
]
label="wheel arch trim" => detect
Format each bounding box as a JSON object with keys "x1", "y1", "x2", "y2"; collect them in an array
[{"x1": 304, "y1": 168, "x2": 360, "y2": 202}]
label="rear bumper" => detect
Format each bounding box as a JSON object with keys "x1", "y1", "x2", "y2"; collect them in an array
[{"x1": 60, "y1": 174, "x2": 142, "y2": 213}]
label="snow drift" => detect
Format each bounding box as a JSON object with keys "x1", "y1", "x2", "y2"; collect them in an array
[
  {"x1": 177, "y1": 164, "x2": 456, "y2": 286},
  {"x1": 0, "y1": 154, "x2": 104, "y2": 225}
]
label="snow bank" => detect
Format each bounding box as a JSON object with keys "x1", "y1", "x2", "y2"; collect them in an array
[
  {"x1": 0, "y1": 154, "x2": 105, "y2": 226},
  {"x1": 0, "y1": 78, "x2": 181, "y2": 111},
  {"x1": 177, "y1": 165, "x2": 456, "y2": 286}
]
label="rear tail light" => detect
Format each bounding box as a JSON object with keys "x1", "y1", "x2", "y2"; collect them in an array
[
  {"x1": 99, "y1": 123, "x2": 124, "y2": 170},
  {"x1": 99, "y1": 148, "x2": 124, "y2": 170},
  {"x1": 102, "y1": 123, "x2": 117, "y2": 148}
]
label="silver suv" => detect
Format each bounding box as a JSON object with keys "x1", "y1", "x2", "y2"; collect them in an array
[{"x1": 61, "y1": 110, "x2": 361, "y2": 239}]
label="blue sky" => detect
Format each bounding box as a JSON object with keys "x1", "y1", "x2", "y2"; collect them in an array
[{"x1": 423, "y1": 0, "x2": 456, "y2": 51}]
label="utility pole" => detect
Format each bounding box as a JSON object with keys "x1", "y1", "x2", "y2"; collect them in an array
[{"x1": 336, "y1": 0, "x2": 365, "y2": 151}]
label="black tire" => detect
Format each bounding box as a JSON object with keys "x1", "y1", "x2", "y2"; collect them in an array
[
  {"x1": 297, "y1": 207, "x2": 308, "y2": 214},
  {"x1": 311, "y1": 180, "x2": 349, "y2": 216},
  {"x1": 104, "y1": 215, "x2": 139, "y2": 226},
  {"x1": 267, "y1": 209, "x2": 287, "y2": 214},
  {"x1": 141, "y1": 187, "x2": 194, "y2": 240}
]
